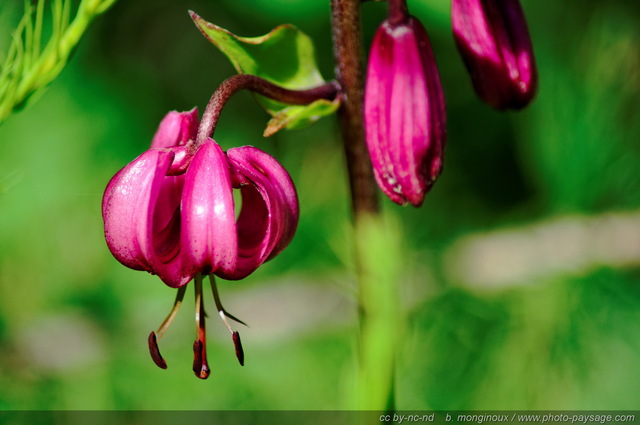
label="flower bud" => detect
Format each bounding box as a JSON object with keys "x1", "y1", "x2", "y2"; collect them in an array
[
  {"x1": 452, "y1": 0, "x2": 538, "y2": 109},
  {"x1": 364, "y1": 17, "x2": 446, "y2": 207}
]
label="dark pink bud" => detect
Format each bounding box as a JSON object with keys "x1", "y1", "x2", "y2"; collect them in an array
[
  {"x1": 364, "y1": 17, "x2": 446, "y2": 207},
  {"x1": 452, "y1": 0, "x2": 538, "y2": 109}
]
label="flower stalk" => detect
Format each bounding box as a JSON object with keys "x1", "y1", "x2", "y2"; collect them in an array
[
  {"x1": 196, "y1": 74, "x2": 340, "y2": 146},
  {"x1": 332, "y1": 0, "x2": 401, "y2": 412},
  {"x1": 331, "y1": 0, "x2": 379, "y2": 217}
]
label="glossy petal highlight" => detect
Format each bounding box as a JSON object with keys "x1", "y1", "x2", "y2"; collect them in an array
[{"x1": 181, "y1": 139, "x2": 238, "y2": 278}]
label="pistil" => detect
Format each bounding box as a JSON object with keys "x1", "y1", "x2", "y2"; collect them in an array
[{"x1": 193, "y1": 274, "x2": 211, "y2": 379}]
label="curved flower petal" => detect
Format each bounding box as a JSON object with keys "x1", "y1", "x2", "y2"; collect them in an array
[
  {"x1": 150, "y1": 108, "x2": 199, "y2": 149},
  {"x1": 146, "y1": 169, "x2": 191, "y2": 288},
  {"x1": 220, "y1": 146, "x2": 299, "y2": 280},
  {"x1": 181, "y1": 139, "x2": 238, "y2": 277},
  {"x1": 365, "y1": 18, "x2": 446, "y2": 207},
  {"x1": 103, "y1": 149, "x2": 192, "y2": 287},
  {"x1": 452, "y1": 0, "x2": 537, "y2": 109},
  {"x1": 102, "y1": 149, "x2": 175, "y2": 272}
]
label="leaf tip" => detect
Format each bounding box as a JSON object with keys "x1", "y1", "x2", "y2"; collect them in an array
[{"x1": 189, "y1": 10, "x2": 210, "y2": 31}]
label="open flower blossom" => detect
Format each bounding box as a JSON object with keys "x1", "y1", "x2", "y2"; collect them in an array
[
  {"x1": 452, "y1": 0, "x2": 538, "y2": 109},
  {"x1": 102, "y1": 109, "x2": 299, "y2": 378},
  {"x1": 364, "y1": 16, "x2": 446, "y2": 207}
]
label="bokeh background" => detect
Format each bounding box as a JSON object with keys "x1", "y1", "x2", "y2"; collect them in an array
[{"x1": 1, "y1": 0, "x2": 639, "y2": 411}]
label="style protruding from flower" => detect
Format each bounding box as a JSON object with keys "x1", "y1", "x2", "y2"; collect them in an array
[
  {"x1": 452, "y1": 0, "x2": 538, "y2": 110},
  {"x1": 102, "y1": 108, "x2": 299, "y2": 378},
  {"x1": 364, "y1": 0, "x2": 446, "y2": 207}
]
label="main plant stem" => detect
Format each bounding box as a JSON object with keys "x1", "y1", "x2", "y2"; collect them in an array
[
  {"x1": 331, "y1": 0, "x2": 379, "y2": 216},
  {"x1": 332, "y1": 0, "x2": 399, "y2": 412}
]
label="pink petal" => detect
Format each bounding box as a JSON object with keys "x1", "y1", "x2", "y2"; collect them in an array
[
  {"x1": 150, "y1": 108, "x2": 199, "y2": 149},
  {"x1": 365, "y1": 22, "x2": 402, "y2": 204},
  {"x1": 181, "y1": 140, "x2": 238, "y2": 277},
  {"x1": 220, "y1": 146, "x2": 299, "y2": 280},
  {"x1": 102, "y1": 149, "x2": 174, "y2": 272},
  {"x1": 146, "y1": 169, "x2": 192, "y2": 288}
]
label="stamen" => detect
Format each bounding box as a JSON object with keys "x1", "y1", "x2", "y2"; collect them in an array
[
  {"x1": 193, "y1": 274, "x2": 211, "y2": 379},
  {"x1": 209, "y1": 275, "x2": 247, "y2": 366},
  {"x1": 147, "y1": 286, "x2": 187, "y2": 369},
  {"x1": 232, "y1": 331, "x2": 245, "y2": 366},
  {"x1": 148, "y1": 332, "x2": 167, "y2": 369}
]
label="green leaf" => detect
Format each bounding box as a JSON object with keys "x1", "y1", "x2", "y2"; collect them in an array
[
  {"x1": 263, "y1": 98, "x2": 340, "y2": 137},
  {"x1": 190, "y1": 11, "x2": 339, "y2": 136}
]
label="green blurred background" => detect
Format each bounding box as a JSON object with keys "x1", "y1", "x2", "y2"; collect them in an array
[{"x1": 1, "y1": 0, "x2": 639, "y2": 411}]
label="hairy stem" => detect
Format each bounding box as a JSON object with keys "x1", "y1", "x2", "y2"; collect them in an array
[
  {"x1": 332, "y1": 0, "x2": 399, "y2": 413},
  {"x1": 331, "y1": 0, "x2": 379, "y2": 217},
  {"x1": 196, "y1": 74, "x2": 340, "y2": 146}
]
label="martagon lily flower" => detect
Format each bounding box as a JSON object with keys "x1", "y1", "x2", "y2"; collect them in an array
[
  {"x1": 102, "y1": 109, "x2": 299, "y2": 378},
  {"x1": 452, "y1": 0, "x2": 538, "y2": 109},
  {"x1": 364, "y1": 13, "x2": 446, "y2": 207}
]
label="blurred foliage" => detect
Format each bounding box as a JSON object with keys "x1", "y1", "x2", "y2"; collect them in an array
[
  {"x1": 0, "y1": 0, "x2": 639, "y2": 412},
  {"x1": 0, "y1": 0, "x2": 116, "y2": 122}
]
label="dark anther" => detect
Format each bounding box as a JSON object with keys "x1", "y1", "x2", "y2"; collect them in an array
[
  {"x1": 232, "y1": 331, "x2": 244, "y2": 366},
  {"x1": 148, "y1": 331, "x2": 167, "y2": 369}
]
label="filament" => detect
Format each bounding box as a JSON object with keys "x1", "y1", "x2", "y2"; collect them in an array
[
  {"x1": 148, "y1": 285, "x2": 187, "y2": 369},
  {"x1": 155, "y1": 285, "x2": 187, "y2": 339}
]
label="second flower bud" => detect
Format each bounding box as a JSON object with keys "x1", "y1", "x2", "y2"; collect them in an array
[{"x1": 364, "y1": 16, "x2": 446, "y2": 207}]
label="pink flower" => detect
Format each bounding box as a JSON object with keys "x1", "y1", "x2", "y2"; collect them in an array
[
  {"x1": 452, "y1": 0, "x2": 538, "y2": 109},
  {"x1": 102, "y1": 109, "x2": 299, "y2": 377},
  {"x1": 102, "y1": 109, "x2": 299, "y2": 287},
  {"x1": 364, "y1": 17, "x2": 446, "y2": 207}
]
